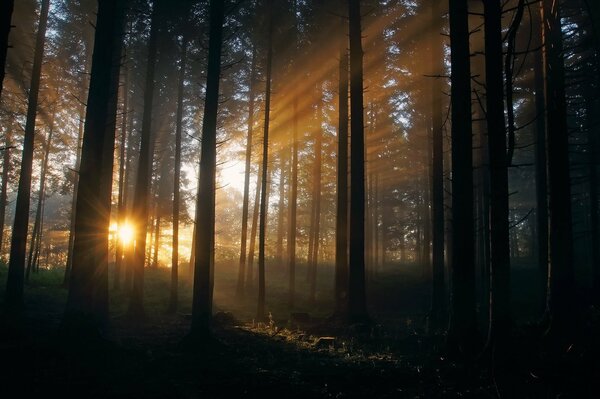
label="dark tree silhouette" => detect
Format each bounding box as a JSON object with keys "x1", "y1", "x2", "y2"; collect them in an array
[
  {"x1": 347, "y1": 0, "x2": 368, "y2": 323},
  {"x1": 0, "y1": 0, "x2": 14, "y2": 98},
  {"x1": 334, "y1": 7, "x2": 349, "y2": 318},
  {"x1": 129, "y1": 1, "x2": 161, "y2": 318},
  {"x1": 237, "y1": 45, "x2": 257, "y2": 299},
  {"x1": 4, "y1": 0, "x2": 50, "y2": 322},
  {"x1": 257, "y1": 0, "x2": 274, "y2": 322},
  {"x1": 540, "y1": 0, "x2": 575, "y2": 348},
  {"x1": 62, "y1": 0, "x2": 125, "y2": 333},
  {"x1": 447, "y1": 0, "x2": 477, "y2": 354},
  {"x1": 190, "y1": 0, "x2": 225, "y2": 338}
]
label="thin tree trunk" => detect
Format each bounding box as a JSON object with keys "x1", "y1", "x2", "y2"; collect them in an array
[
  {"x1": 276, "y1": 147, "x2": 286, "y2": 264},
  {"x1": 0, "y1": 0, "x2": 15, "y2": 98},
  {"x1": 247, "y1": 160, "x2": 262, "y2": 290},
  {"x1": 483, "y1": 0, "x2": 511, "y2": 349},
  {"x1": 169, "y1": 36, "x2": 188, "y2": 313},
  {"x1": 26, "y1": 116, "x2": 54, "y2": 281},
  {"x1": 152, "y1": 215, "x2": 160, "y2": 268},
  {"x1": 541, "y1": 0, "x2": 575, "y2": 347},
  {"x1": 115, "y1": 52, "x2": 130, "y2": 290},
  {"x1": 128, "y1": 2, "x2": 161, "y2": 318},
  {"x1": 288, "y1": 99, "x2": 298, "y2": 308},
  {"x1": 347, "y1": 0, "x2": 368, "y2": 323},
  {"x1": 447, "y1": 0, "x2": 477, "y2": 353},
  {"x1": 0, "y1": 127, "x2": 12, "y2": 255},
  {"x1": 532, "y1": 3, "x2": 549, "y2": 318},
  {"x1": 309, "y1": 110, "x2": 322, "y2": 305},
  {"x1": 236, "y1": 45, "x2": 256, "y2": 298},
  {"x1": 189, "y1": 0, "x2": 224, "y2": 338},
  {"x1": 4, "y1": 0, "x2": 50, "y2": 320},
  {"x1": 257, "y1": 3, "x2": 273, "y2": 322}
]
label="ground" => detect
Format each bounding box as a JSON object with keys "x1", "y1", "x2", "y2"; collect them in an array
[{"x1": 0, "y1": 262, "x2": 598, "y2": 398}]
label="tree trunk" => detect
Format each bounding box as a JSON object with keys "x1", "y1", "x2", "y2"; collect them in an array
[
  {"x1": 532, "y1": 2, "x2": 549, "y2": 318},
  {"x1": 309, "y1": 107, "x2": 323, "y2": 305},
  {"x1": 540, "y1": 0, "x2": 575, "y2": 348},
  {"x1": 483, "y1": 0, "x2": 512, "y2": 349},
  {"x1": 247, "y1": 160, "x2": 262, "y2": 290},
  {"x1": 189, "y1": 0, "x2": 224, "y2": 338},
  {"x1": 0, "y1": 0, "x2": 14, "y2": 98},
  {"x1": 276, "y1": 148, "x2": 286, "y2": 264},
  {"x1": 447, "y1": 0, "x2": 477, "y2": 353},
  {"x1": 236, "y1": 45, "x2": 256, "y2": 298},
  {"x1": 288, "y1": 99, "x2": 299, "y2": 308},
  {"x1": 114, "y1": 52, "x2": 130, "y2": 290},
  {"x1": 26, "y1": 114, "x2": 54, "y2": 281},
  {"x1": 347, "y1": 0, "x2": 368, "y2": 323},
  {"x1": 257, "y1": 4, "x2": 273, "y2": 322},
  {"x1": 152, "y1": 215, "x2": 160, "y2": 268},
  {"x1": 169, "y1": 37, "x2": 188, "y2": 313},
  {"x1": 62, "y1": 0, "x2": 125, "y2": 334},
  {"x1": 0, "y1": 126, "x2": 12, "y2": 255},
  {"x1": 4, "y1": 0, "x2": 50, "y2": 320},
  {"x1": 128, "y1": 2, "x2": 161, "y2": 318}
]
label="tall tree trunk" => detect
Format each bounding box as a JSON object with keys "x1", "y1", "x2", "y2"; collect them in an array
[
  {"x1": 4, "y1": 0, "x2": 50, "y2": 321},
  {"x1": 288, "y1": 99, "x2": 299, "y2": 308},
  {"x1": 309, "y1": 108, "x2": 323, "y2": 305},
  {"x1": 541, "y1": 0, "x2": 575, "y2": 347},
  {"x1": 26, "y1": 115, "x2": 54, "y2": 281},
  {"x1": 169, "y1": 37, "x2": 188, "y2": 313},
  {"x1": 236, "y1": 45, "x2": 256, "y2": 298},
  {"x1": 152, "y1": 214, "x2": 160, "y2": 268},
  {"x1": 247, "y1": 160, "x2": 262, "y2": 290},
  {"x1": 483, "y1": 0, "x2": 511, "y2": 349},
  {"x1": 189, "y1": 0, "x2": 224, "y2": 338},
  {"x1": 128, "y1": 2, "x2": 161, "y2": 318},
  {"x1": 0, "y1": 127, "x2": 12, "y2": 255},
  {"x1": 257, "y1": 4, "x2": 274, "y2": 322},
  {"x1": 447, "y1": 0, "x2": 477, "y2": 353},
  {"x1": 532, "y1": 2, "x2": 549, "y2": 318},
  {"x1": 0, "y1": 0, "x2": 14, "y2": 98},
  {"x1": 62, "y1": 0, "x2": 125, "y2": 334},
  {"x1": 347, "y1": 0, "x2": 368, "y2": 323},
  {"x1": 114, "y1": 52, "x2": 130, "y2": 290},
  {"x1": 276, "y1": 148, "x2": 286, "y2": 264}
]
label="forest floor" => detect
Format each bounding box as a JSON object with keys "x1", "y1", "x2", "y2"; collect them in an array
[{"x1": 0, "y1": 262, "x2": 598, "y2": 398}]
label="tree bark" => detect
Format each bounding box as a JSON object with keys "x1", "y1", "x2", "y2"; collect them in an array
[
  {"x1": 190, "y1": 0, "x2": 224, "y2": 338},
  {"x1": 288, "y1": 99, "x2": 298, "y2": 308},
  {"x1": 4, "y1": 0, "x2": 50, "y2": 320},
  {"x1": 532, "y1": 1, "x2": 549, "y2": 318},
  {"x1": 483, "y1": 0, "x2": 512, "y2": 349},
  {"x1": 169, "y1": 37, "x2": 188, "y2": 312},
  {"x1": 447, "y1": 0, "x2": 477, "y2": 353},
  {"x1": 257, "y1": 3, "x2": 274, "y2": 322},
  {"x1": 429, "y1": 0, "x2": 445, "y2": 329},
  {"x1": 62, "y1": 0, "x2": 125, "y2": 334},
  {"x1": 347, "y1": 0, "x2": 368, "y2": 323},
  {"x1": 309, "y1": 104, "x2": 322, "y2": 305},
  {"x1": 0, "y1": 0, "x2": 14, "y2": 98},
  {"x1": 335, "y1": 14, "x2": 349, "y2": 313},
  {"x1": 0, "y1": 126, "x2": 12, "y2": 255},
  {"x1": 237, "y1": 45, "x2": 256, "y2": 298},
  {"x1": 128, "y1": 2, "x2": 161, "y2": 318}
]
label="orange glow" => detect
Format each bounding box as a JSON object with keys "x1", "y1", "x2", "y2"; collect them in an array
[{"x1": 118, "y1": 222, "x2": 135, "y2": 245}]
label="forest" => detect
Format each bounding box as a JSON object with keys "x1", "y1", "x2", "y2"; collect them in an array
[{"x1": 0, "y1": 0, "x2": 599, "y2": 397}]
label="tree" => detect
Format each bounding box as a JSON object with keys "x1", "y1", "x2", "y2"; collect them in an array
[
  {"x1": 4, "y1": 0, "x2": 50, "y2": 322},
  {"x1": 483, "y1": 0, "x2": 511, "y2": 353},
  {"x1": 189, "y1": 0, "x2": 225, "y2": 339},
  {"x1": 0, "y1": 0, "x2": 15, "y2": 98},
  {"x1": 540, "y1": 0, "x2": 575, "y2": 348},
  {"x1": 62, "y1": 0, "x2": 125, "y2": 333},
  {"x1": 334, "y1": 7, "x2": 349, "y2": 317},
  {"x1": 0, "y1": 126, "x2": 12, "y2": 255},
  {"x1": 169, "y1": 34, "x2": 189, "y2": 313},
  {"x1": 447, "y1": 0, "x2": 477, "y2": 354},
  {"x1": 347, "y1": 0, "x2": 368, "y2": 323},
  {"x1": 236, "y1": 45, "x2": 257, "y2": 298},
  {"x1": 429, "y1": 0, "x2": 445, "y2": 330},
  {"x1": 257, "y1": 0, "x2": 274, "y2": 322},
  {"x1": 129, "y1": 1, "x2": 161, "y2": 318}
]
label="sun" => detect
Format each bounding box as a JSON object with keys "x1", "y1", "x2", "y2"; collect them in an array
[{"x1": 118, "y1": 222, "x2": 135, "y2": 245}]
